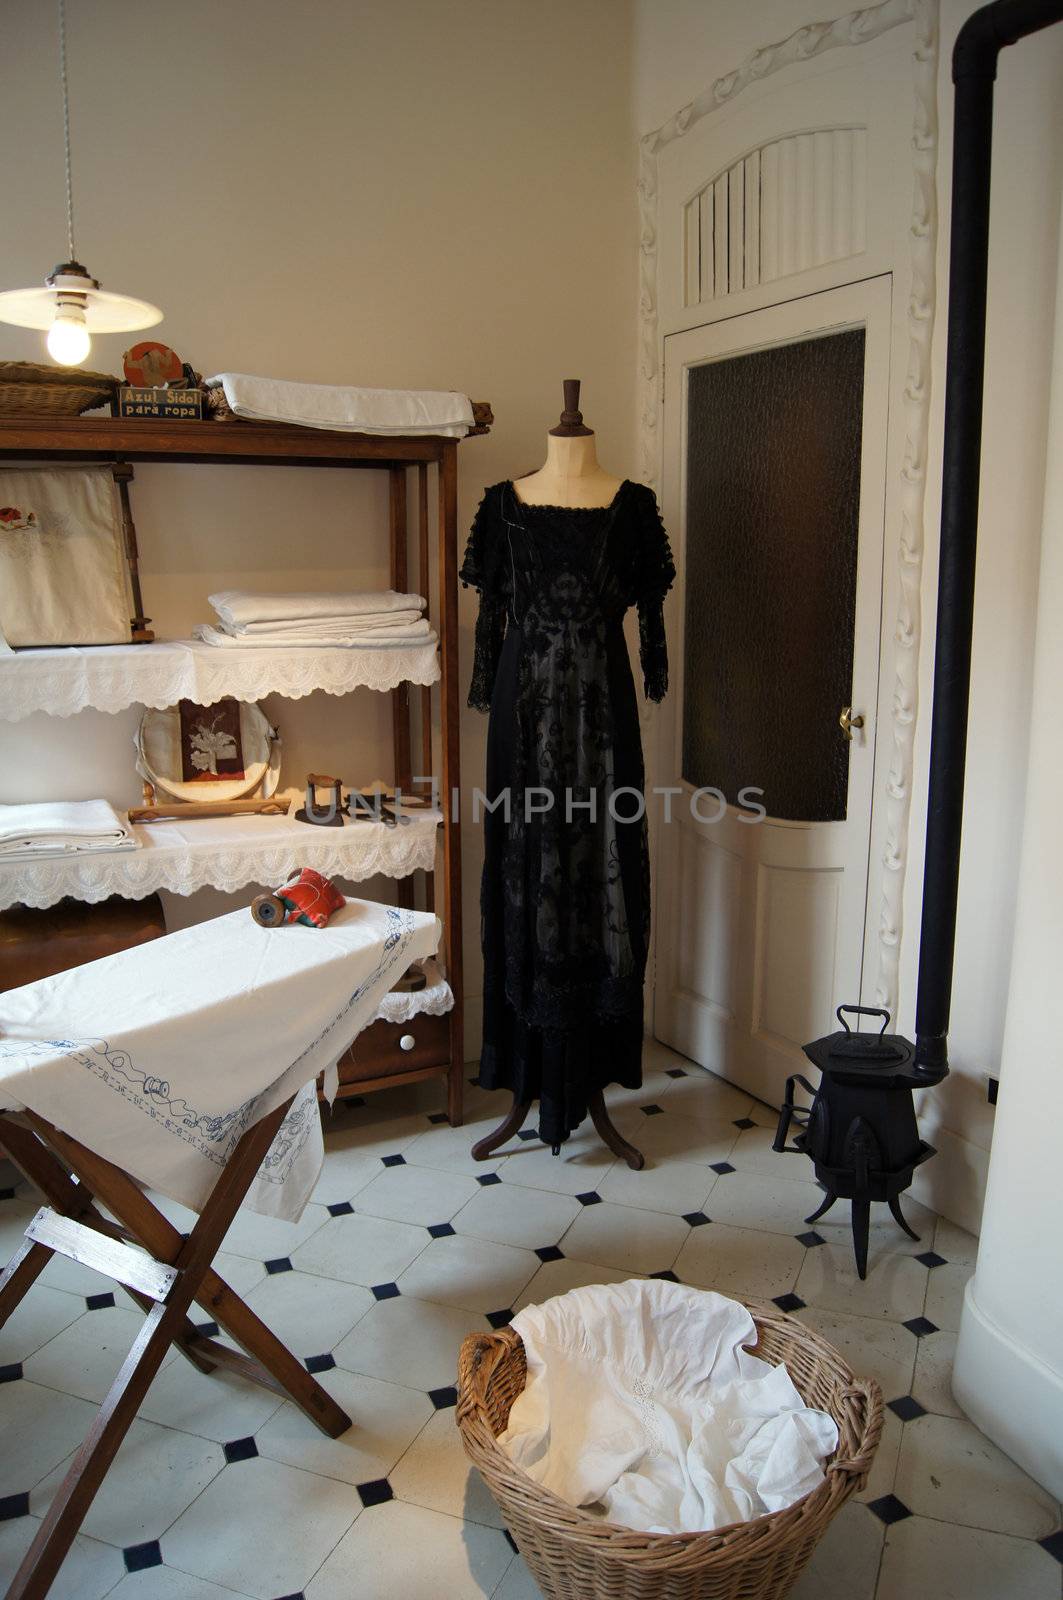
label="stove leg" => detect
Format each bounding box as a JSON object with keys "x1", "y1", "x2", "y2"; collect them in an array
[
  {"x1": 888, "y1": 1193, "x2": 921, "y2": 1241},
  {"x1": 851, "y1": 1197, "x2": 871, "y2": 1280},
  {"x1": 589, "y1": 1092, "x2": 645, "y2": 1171},
  {"x1": 471, "y1": 1097, "x2": 532, "y2": 1160},
  {"x1": 804, "y1": 1190, "x2": 838, "y2": 1225}
]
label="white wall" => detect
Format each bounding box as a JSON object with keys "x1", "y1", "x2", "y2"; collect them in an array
[
  {"x1": 633, "y1": 0, "x2": 1063, "y2": 1233},
  {"x1": 1, "y1": 0, "x2": 636, "y2": 1030},
  {"x1": 952, "y1": 175, "x2": 1063, "y2": 1497}
]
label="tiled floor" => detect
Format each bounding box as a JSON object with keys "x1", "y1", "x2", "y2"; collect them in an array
[{"x1": 1, "y1": 1039, "x2": 1060, "y2": 1600}]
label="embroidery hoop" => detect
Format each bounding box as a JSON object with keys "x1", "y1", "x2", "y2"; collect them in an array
[{"x1": 135, "y1": 699, "x2": 281, "y2": 803}]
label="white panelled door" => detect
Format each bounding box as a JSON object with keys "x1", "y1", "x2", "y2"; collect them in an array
[{"x1": 655, "y1": 277, "x2": 890, "y2": 1109}]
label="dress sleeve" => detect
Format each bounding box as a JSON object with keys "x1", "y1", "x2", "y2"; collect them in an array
[
  {"x1": 633, "y1": 488, "x2": 676, "y2": 703},
  {"x1": 460, "y1": 487, "x2": 508, "y2": 714}
]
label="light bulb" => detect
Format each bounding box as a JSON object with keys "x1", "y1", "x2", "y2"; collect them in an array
[{"x1": 47, "y1": 307, "x2": 91, "y2": 366}]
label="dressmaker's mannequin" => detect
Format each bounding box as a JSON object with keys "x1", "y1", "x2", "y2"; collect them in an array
[
  {"x1": 514, "y1": 381, "x2": 624, "y2": 510},
  {"x1": 471, "y1": 379, "x2": 646, "y2": 1172}
]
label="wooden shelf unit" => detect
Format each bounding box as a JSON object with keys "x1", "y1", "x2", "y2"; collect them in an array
[{"x1": 0, "y1": 413, "x2": 477, "y2": 1127}]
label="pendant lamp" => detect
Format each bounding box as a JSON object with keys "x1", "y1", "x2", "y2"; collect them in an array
[{"x1": 0, "y1": 0, "x2": 162, "y2": 366}]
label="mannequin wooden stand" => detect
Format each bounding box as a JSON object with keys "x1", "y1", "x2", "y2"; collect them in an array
[{"x1": 471, "y1": 1091, "x2": 645, "y2": 1170}]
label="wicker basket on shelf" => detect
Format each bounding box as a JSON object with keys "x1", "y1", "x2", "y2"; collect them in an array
[
  {"x1": 457, "y1": 1303, "x2": 883, "y2": 1600},
  {"x1": 0, "y1": 360, "x2": 116, "y2": 416}
]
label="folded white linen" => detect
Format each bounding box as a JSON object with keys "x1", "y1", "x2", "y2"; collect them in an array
[
  {"x1": 210, "y1": 589, "x2": 426, "y2": 627},
  {"x1": 0, "y1": 799, "x2": 137, "y2": 858},
  {"x1": 235, "y1": 612, "x2": 424, "y2": 637},
  {"x1": 204, "y1": 374, "x2": 474, "y2": 438},
  {"x1": 192, "y1": 623, "x2": 438, "y2": 650},
  {"x1": 501, "y1": 1280, "x2": 839, "y2": 1536}
]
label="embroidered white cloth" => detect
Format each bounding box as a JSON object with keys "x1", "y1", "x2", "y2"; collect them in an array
[
  {"x1": 205, "y1": 375, "x2": 474, "y2": 438},
  {"x1": 501, "y1": 1281, "x2": 839, "y2": 1535},
  {"x1": 210, "y1": 590, "x2": 427, "y2": 627},
  {"x1": 373, "y1": 958, "x2": 453, "y2": 1024},
  {"x1": 0, "y1": 900, "x2": 440, "y2": 1220},
  {"x1": 0, "y1": 638, "x2": 441, "y2": 722},
  {"x1": 0, "y1": 799, "x2": 137, "y2": 859}
]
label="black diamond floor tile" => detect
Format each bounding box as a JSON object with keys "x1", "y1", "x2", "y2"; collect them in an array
[
  {"x1": 796, "y1": 1230, "x2": 826, "y2": 1248},
  {"x1": 428, "y1": 1385, "x2": 457, "y2": 1410},
  {"x1": 0, "y1": 1363, "x2": 23, "y2": 1384},
  {"x1": 428, "y1": 1222, "x2": 456, "y2": 1239},
  {"x1": 575, "y1": 1191, "x2": 602, "y2": 1207},
  {"x1": 486, "y1": 1308, "x2": 513, "y2": 1329},
  {"x1": 305, "y1": 1353, "x2": 336, "y2": 1375},
  {"x1": 0, "y1": 1187, "x2": 16, "y2": 1202},
  {"x1": 640, "y1": 1104, "x2": 665, "y2": 1116},
  {"x1": 1038, "y1": 1528, "x2": 1063, "y2": 1564},
  {"x1": 477, "y1": 1172, "x2": 502, "y2": 1187},
  {"x1": 0, "y1": 1492, "x2": 28, "y2": 1522},
  {"x1": 264, "y1": 1257, "x2": 294, "y2": 1275},
  {"x1": 123, "y1": 1539, "x2": 163, "y2": 1571},
  {"x1": 273, "y1": 1592, "x2": 306, "y2": 1600},
  {"x1": 867, "y1": 1494, "x2": 912, "y2": 1526},
  {"x1": 682, "y1": 1211, "x2": 711, "y2": 1228},
  {"x1": 649, "y1": 1270, "x2": 679, "y2": 1283},
  {"x1": 86, "y1": 1292, "x2": 115, "y2": 1311},
  {"x1": 327, "y1": 1201, "x2": 355, "y2": 1217},
  {"x1": 888, "y1": 1395, "x2": 927, "y2": 1422},
  {"x1": 903, "y1": 1316, "x2": 939, "y2": 1338},
  {"x1": 733, "y1": 1117, "x2": 757, "y2": 1130},
  {"x1": 195, "y1": 1321, "x2": 220, "y2": 1339},
  {"x1": 503, "y1": 1529, "x2": 519, "y2": 1553},
  {"x1": 381, "y1": 1154, "x2": 406, "y2": 1168},
  {"x1": 223, "y1": 1435, "x2": 259, "y2": 1464},
  {"x1": 357, "y1": 1477, "x2": 394, "y2": 1508},
  {"x1": 665, "y1": 1068, "x2": 688, "y2": 1079},
  {"x1": 772, "y1": 1293, "x2": 806, "y2": 1313},
  {"x1": 517, "y1": 1129, "x2": 538, "y2": 1142},
  {"x1": 710, "y1": 1161, "x2": 736, "y2": 1175},
  {"x1": 427, "y1": 1112, "x2": 449, "y2": 1125},
  {"x1": 371, "y1": 1282, "x2": 401, "y2": 1301},
  {"x1": 535, "y1": 1245, "x2": 565, "y2": 1262},
  {"x1": 915, "y1": 1250, "x2": 947, "y2": 1269}
]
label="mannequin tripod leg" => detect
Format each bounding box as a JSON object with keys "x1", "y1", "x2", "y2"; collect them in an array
[
  {"x1": 588, "y1": 1092, "x2": 645, "y2": 1171},
  {"x1": 471, "y1": 1097, "x2": 533, "y2": 1161}
]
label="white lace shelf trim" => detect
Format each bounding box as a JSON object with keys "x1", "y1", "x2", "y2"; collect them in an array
[
  {"x1": 0, "y1": 809, "x2": 441, "y2": 911},
  {"x1": 373, "y1": 958, "x2": 454, "y2": 1023},
  {"x1": 0, "y1": 638, "x2": 441, "y2": 722}
]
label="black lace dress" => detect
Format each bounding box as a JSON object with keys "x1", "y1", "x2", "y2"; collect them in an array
[{"x1": 460, "y1": 479, "x2": 675, "y2": 1146}]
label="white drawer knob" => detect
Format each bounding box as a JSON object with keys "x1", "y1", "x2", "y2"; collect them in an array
[{"x1": 399, "y1": 1033, "x2": 416, "y2": 1052}]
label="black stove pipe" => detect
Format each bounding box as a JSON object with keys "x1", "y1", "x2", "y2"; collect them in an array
[{"x1": 913, "y1": 0, "x2": 1063, "y2": 1073}]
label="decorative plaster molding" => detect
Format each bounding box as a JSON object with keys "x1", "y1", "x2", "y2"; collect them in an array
[{"x1": 638, "y1": 0, "x2": 939, "y2": 1013}]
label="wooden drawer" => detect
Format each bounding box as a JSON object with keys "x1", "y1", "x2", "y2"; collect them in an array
[{"x1": 337, "y1": 1012, "x2": 450, "y2": 1085}]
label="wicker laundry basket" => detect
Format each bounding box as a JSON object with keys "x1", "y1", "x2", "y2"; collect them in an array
[
  {"x1": 0, "y1": 360, "x2": 115, "y2": 416},
  {"x1": 457, "y1": 1302, "x2": 882, "y2": 1600}
]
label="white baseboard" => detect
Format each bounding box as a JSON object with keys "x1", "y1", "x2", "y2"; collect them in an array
[
  {"x1": 910, "y1": 1120, "x2": 988, "y2": 1237},
  {"x1": 953, "y1": 1276, "x2": 1063, "y2": 1499}
]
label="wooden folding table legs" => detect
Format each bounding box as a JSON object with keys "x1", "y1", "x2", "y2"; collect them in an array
[{"x1": 0, "y1": 1103, "x2": 350, "y2": 1600}]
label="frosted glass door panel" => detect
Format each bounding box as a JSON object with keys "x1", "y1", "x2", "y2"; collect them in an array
[{"x1": 681, "y1": 329, "x2": 865, "y2": 822}]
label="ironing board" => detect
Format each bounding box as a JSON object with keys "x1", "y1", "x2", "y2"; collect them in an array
[{"x1": 0, "y1": 897, "x2": 440, "y2": 1600}]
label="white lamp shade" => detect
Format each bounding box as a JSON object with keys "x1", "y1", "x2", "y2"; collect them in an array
[{"x1": 0, "y1": 283, "x2": 163, "y2": 334}]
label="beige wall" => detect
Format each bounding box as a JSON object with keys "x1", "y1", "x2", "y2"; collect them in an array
[
  {"x1": 1, "y1": 0, "x2": 636, "y2": 1034},
  {"x1": 632, "y1": 0, "x2": 1063, "y2": 1232}
]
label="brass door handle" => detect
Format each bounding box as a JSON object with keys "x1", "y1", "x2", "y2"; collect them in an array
[{"x1": 839, "y1": 706, "x2": 865, "y2": 741}]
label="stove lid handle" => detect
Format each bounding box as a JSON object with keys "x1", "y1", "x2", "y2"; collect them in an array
[{"x1": 836, "y1": 1004, "x2": 891, "y2": 1036}]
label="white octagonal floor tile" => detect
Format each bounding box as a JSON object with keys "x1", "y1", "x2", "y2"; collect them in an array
[
  {"x1": 634, "y1": 1112, "x2": 742, "y2": 1167},
  {"x1": 305, "y1": 1498, "x2": 512, "y2": 1600},
  {"x1": 893, "y1": 1413, "x2": 1059, "y2": 1538},
  {"x1": 497, "y1": 1140, "x2": 616, "y2": 1197},
  {"x1": 0, "y1": 1285, "x2": 84, "y2": 1366},
  {"x1": 396, "y1": 1234, "x2": 538, "y2": 1315},
  {"x1": 291, "y1": 1211, "x2": 429, "y2": 1288},
  {"x1": 513, "y1": 1256, "x2": 635, "y2": 1311},
  {"x1": 23, "y1": 1304, "x2": 163, "y2": 1405},
  {"x1": 0, "y1": 1515, "x2": 124, "y2": 1600},
  {"x1": 140, "y1": 1358, "x2": 285, "y2": 1444},
  {"x1": 402, "y1": 1116, "x2": 507, "y2": 1176},
  {"x1": 109, "y1": 1568, "x2": 253, "y2": 1599},
  {"x1": 333, "y1": 1295, "x2": 489, "y2": 1393},
  {"x1": 558, "y1": 1202, "x2": 688, "y2": 1276},
  {"x1": 256, "y1": 1365, "x2": 432, "y2": 1485},
  {"x1": 703, "y1": 1169, "x2": 827, "y2": 1237},
  {"x1": 0, "y1": 1379, "x2": 99, "y2": 1497},
  {"x1": 240, "y1": 1268, "x2": 373, "y2": 1360},
  {"x1": 222, "y1": 1200, "x2": 330, "y2": 1264},
  {"x1": 796, "y1": 1242, "x2": 929, "y2": 1322},
  {"x1": 924, "y1": 1258, "x2": 975, "y2": 1333},
  {"x1": 162, "y1": 1455, "x2": 358, "y2": 1600},
  {"x1": 910, "y1": 1328, "x2": 963, "y2": 1418},
  {"x1": 876, "y1": 1515, "x2": 1061, "y2": 1600},
  {"x1": 355, "y1": 1164, "x2": 479, "y2": 1227},
  {"x1": 598, "y1": 1157, "x2": 714, "y2": 1218},
  {"x1": 31, "y1": 1417, "x2": 225, "y2": 1545},
  {"x1": 451, "y1": 1182, "x2": 580, "y2": 1250},
  {"x1": 795, "y1": 1306, "x2": 918, "y2": 1401},
  {"x1": 788, "y1": 1500, "x2": 884, "y2": 1600},
  {"x1": 675, "y1": 1222, "x2": 805, "y2": 1302}
]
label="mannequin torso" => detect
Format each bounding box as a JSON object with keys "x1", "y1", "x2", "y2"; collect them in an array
[{"x1": 513, "y1": 433, "x2": 624, "y2": 510}]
